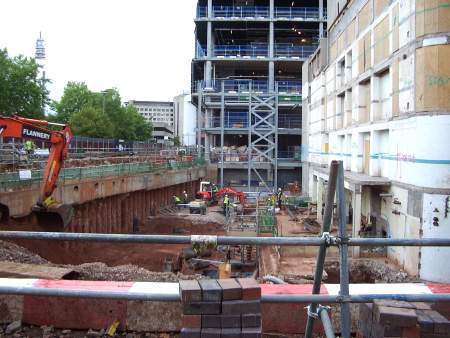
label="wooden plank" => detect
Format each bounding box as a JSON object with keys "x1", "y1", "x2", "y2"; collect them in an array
[{"x1": 0, "y1": 261, "x2": 78, "y2": 280}]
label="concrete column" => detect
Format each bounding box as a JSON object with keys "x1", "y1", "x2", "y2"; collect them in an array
[
  {"x1": 317, "y1": 178, "x2": 324, "y2": 222},
  {"x1": 269, "y1": 62, "x2": 275, "y2": 93},
  {"x1": 352, "y1": 187, "x2": 362, "y2": 257},
  {"x1": 206, "y1": 0, "x2": 213, "y2": 88},
  {"x1": 319, "y1": 0, "x2": 324, "y2": 38}
]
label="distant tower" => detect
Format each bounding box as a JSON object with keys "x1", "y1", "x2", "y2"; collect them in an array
[{"x1": 35, "y1": 32, "x2": 46, "y2": 79}]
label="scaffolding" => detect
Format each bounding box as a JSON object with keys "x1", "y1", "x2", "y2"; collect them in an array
[{"x1": 1, "y1": 161, "x2": 449, "y2": 337}]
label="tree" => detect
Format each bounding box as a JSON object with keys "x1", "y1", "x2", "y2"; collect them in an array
[
  {"x1": 173, "y1": 136, "x2": 181, "y2": 146},
  {"x1": 50, "y1": 82, "x2": 93, "y2": 123},
  {"x1": 69, "y1": 106, "x2": 114, "y2": 138},
  {"x1": 53, "y1": 82, "x2": 152, "y2": 140},
  {"x1": 0, "y1": 49, "x2": 49, "y2": 119}
]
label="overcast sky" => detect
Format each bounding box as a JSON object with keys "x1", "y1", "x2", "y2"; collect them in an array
[{"x1": 0, "y1": 0, "x2": 198, "y2": 102}]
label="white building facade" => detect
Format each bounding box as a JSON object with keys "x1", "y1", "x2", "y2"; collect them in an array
[
  {"x1": 173, "y1": 94, "x2": 196, "y2": 146},
  {"x1": 127, "y1": 100, "x2": 174, "y2": 127},
  {"x1": 303, "y1": 0, "x2": 450, "y2": 282}
]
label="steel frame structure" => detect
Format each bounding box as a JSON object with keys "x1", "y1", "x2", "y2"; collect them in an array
[{"x1": 1, "y1": 162, "x2": 450, "y2": 337}]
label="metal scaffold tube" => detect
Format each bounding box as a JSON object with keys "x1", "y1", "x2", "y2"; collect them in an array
[
  {"x1": 0, "y1": 231, "x2": 449, "y2": 246},
  {"x1": 318, "y1": 306, "x2": 336, "y2": 338},
  {"x1": 0, "y1": 285, "x2": 449, "y2": 303},
  {"x1": 305, "y1": 160, "x2": 339, "y2": 338}
]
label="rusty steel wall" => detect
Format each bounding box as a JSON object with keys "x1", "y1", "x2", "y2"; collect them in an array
[{"x1": 68, "y1": 180, "x2": 200, "y2": 234}]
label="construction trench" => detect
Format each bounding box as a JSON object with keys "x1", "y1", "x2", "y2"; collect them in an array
[{"x1": 0, "y1": 161, "x2": 449, "y2": 337}]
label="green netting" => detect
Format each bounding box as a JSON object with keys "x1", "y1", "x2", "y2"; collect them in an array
[
  {"x1": 0, "y1": 159, "x2": 206, "y2": 190},
  {"x1": 285, "y1": 196, "x2": 311, "y2": 208},
  {"x1": 258, "y1": 208, "x2": 277, "y2": 236}
]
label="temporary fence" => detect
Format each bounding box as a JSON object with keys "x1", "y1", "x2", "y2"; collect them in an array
[
  {"x1": 0, "y1": 158, "x2": 206, "y2": 190},
  {"x1": 1, "y1": 161, "x2": 450, "y2": 337}
]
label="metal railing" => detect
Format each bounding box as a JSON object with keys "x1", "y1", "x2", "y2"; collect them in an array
[
  {"x1": 1, "y1": 161, "x2": 449, "y2": 337},
  {"x1": 274, "y1": 7, "x2": 320, "y2": 20},
  {"x1": 214, "y1": 44, "x2": 269, "y2": 58},
  {"x1": 196, "y1": 6, "x2": 326, "y2": 20},
  {"x1": 197, "y1": 80, "x2": 302, "y2": 95},
  {"x1": 275, "y1": 44, "x2": 318, "y2": 58},
  {"x1": 0, "y1": 158, "x2": 206, "y2": 190},
  {"x1": 213, "y1": 6, "x2": 269, "y2": 18}
]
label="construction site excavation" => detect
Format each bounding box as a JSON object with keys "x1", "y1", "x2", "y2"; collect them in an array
[{"x1": 1, "y1": 0, "x2": 450, "y2": 337}]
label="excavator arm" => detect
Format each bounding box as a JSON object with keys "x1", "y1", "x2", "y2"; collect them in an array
[
  {"x1": 215, "y1": 187, "x2": 246, "y2": 205},
  {"x1": 0, "y1": 115, "x2": 73, "y2": 229}
]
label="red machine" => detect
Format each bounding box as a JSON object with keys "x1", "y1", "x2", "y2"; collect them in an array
[
  {"x1": 0, "y1": 115, "x2": 73, "y2": 230},
  {"x1": 196, "y1": 181, "x2": 246, "y2": 205}
]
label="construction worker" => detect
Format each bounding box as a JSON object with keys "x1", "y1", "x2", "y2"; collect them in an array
[
  {"x1": 223, "y1": 194, "x2": 230, "y2": 216},
  {"x1": 24, "y1": 140, "x2": 35, "y2": 155},
  {"x1": 173, "y1": 195, "x2": 181, "y2": 205},
  {"x1": 182, "y1": 190, "x2": 189, "y2": 204},
  {"x1": 276, "y1": 188, "x2": 284, "y2": 209}
]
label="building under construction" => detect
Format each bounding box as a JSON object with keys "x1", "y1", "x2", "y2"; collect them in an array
[{"x1": 191, "y1": 0, "x2": 326, "y2": 189}]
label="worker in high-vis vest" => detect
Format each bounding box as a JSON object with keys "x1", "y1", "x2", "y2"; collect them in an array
[
  {"x1": 173, "y1": 195, "x2": 181, "y2": 205},
  {"x1": 223, "y1": 194, "x2": 230, "y2": 215},
  {"x1": 182, "y1": 191, "x2": 189, "y2": 204}
]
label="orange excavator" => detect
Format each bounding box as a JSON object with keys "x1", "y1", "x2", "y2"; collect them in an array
[
  {"x1": 0, "y1": 115, "x2": 74, "y2": 230},
  {"x1": 196, "y1": 181, "x2": 246, "y2": 205}
]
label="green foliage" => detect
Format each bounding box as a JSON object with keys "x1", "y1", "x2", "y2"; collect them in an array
[
  {"x1": 69, "y1": 106, "x2": 114, "y2": 138},
  {"x1": 0, "y1": 49, "x2": 49, "y2": 119},
  {"x1": 52, "y1": 83, "x2": 152, "y2": 140},
  {"x1": 173, "y1": 136, "x2": 181, "y2": 146}
]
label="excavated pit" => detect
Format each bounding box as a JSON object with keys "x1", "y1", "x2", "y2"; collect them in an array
[{"x1": 0, "y1": 213, "x2": 228, "y2": 279}]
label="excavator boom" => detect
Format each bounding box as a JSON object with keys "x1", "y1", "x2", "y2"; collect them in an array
[{"x1": 0, "y1": 115, "x2": 73, "y2": 230}]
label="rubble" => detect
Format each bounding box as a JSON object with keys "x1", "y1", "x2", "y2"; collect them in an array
[{"x1": 5, "y1": 321, "x2": 21, "y2": 334}]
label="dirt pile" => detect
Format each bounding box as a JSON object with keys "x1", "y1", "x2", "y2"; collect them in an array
[
  {"x1": 0, "y1": 240, "x2": 48, "y2": 265},
  {"x1": 325, "y1": 258, "x2": 414, "y2": 283}
]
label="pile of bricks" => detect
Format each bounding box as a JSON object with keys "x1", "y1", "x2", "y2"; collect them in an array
[
  {"x1": 357, "y1": 300, "x2": 450, "y2": 338},
  {"x1": 179, "y1": 278, "x2": 262, "y2": 338}
]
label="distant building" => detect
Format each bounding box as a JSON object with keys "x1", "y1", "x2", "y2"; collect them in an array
[
  {"x1": 127, "y1": 100, "x2": 174, "y2": 127},
  {"x1": 152, "y1": 122, "x2": 174, "y2": 145},
  {"x1": 173, "y1": 94, "x2": 196, "y2": 146}
]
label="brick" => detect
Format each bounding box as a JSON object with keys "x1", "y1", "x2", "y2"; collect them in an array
[
  {"x1": 241, "y1": 314, "x2": 261, "y2": 328},
  {"x1": 180, "y1": 280, "x2": 202, "y2": 304},
  {"x1": 221, "y1": 328, "x2": 241, "y2": 338},
  {"x1": 425, "y1": 309, "x2": 450, "y2": 334},
  {"x1": 374, "y1": 305, "x2": 417, "y2": 327},
  {"x1": 417, "y1": 310, "x2": 435, "y2": 333},
  {"x1": 236, "y1": 278, "x2": 261, "y2": 300},
  {"x1": 222, "y1": 300, "x2": 261, "y2": 315},
  {"x1": 182, "y1": 315, "x2": 202, "y2": 329},
  {"x1": 241, "y1": 327, "x2": 261, "y2": 338},
  {"x1": 184, "y1": 302, "x2": 221, "y2": 315},
  {"x1": 202, "y1": 315, "x2": 222, "y2": 328},
  {"x1": 402, "y1": 325, "x2": 420, "y2": 338},
  {"x1": 221, "y1": 315, "x2": 241, "y2": 328},
  {"x1": 217, "y1": 279, "x2": 242, "y2": 300},
  {"x1": 420, "y1": 334, "x2": 450, "y2": 338},
  {"x1": 374, "y1": 299, "x2": 416, "y2": 309},
  {"x1": 181, "y1": 328, "x2": 201, "y2": 338},
  {"x1": 370, "y1": 321, "x2": 402, "y2": 338},
  {"x1": 412, "y1": 302, "x2": 432, "y2": 310},
  {"x1": 201, "y1": 328, "x2": 221, "y2": 338},
  {"x1": 199, "y1": 280, "x2": 222, "y2": 302}
]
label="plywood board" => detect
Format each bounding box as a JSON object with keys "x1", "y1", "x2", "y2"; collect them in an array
[
  {"x1": 391, "y1": 58, "x2": 400, "y2": 117},
  {"x1": 416, "y1": 44, "x2": 450, "y2": 111},
  {"x1": 375, "y1": 0, "x2": 390, "y2": 17},
  {"x1": 374, "y1": 15, "x2": 390, "y2": 65},
  {"x1": 416, "y1": 0, "x2": 450, "y2": 37},
  {"x1": 392, "y1": 4, "x2": 399, "y2": 53},
  {"x1": 358, "y1": 0, "x2": 372, "y2": 34},
  {"x1": 346, "y1": 18, "x2": 356, "y2": 49}
]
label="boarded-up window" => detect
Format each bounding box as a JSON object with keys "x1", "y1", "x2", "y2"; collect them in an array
[
  {"x1": 374, "y1": 15, "x2": 389, "y2": 65},
  {"x1": 392, "y1": 4, "x2": 399, "y2": 52},
  {"x1": 358, "y1": 32, "x2": 372, "y2": 74},
  {"x1": 358, "y1": 0, "x2": 372, "y2": 34},
  {"x1": 416, "y1": 45, "x2": 450, "y2": 111},
  {"x1": 346, "y1": 18, "x2": 356, "y2": 49},
  {"x1": 391, "y1": 59, "x2": 400, "y2": 116},
  {"x1": 375, "y1": 0, "x2": 389, "y2": 17},
  {"x1": 416, "y1": 0, "x2": 450, "y2": 37}
]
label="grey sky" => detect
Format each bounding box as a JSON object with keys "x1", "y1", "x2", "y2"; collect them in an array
[{"x1": 0, "y1": 0, "x2": 198, "y2": 102}]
